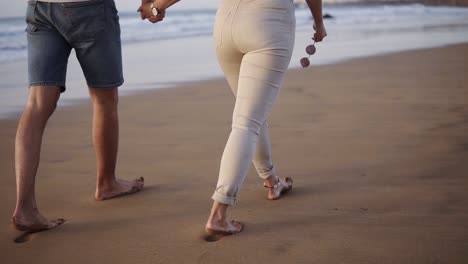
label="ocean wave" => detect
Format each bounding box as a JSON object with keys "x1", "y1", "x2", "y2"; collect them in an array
[{"x1": 1, "y1": 4, "x2": 468, "y2": 62}]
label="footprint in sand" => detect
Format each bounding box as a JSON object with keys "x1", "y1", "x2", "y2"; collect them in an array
[
  {"x1": 202, "y1": 233, "x2": 224, "y2": 242},
  {"x1": 11, "y1": 218, "x2": 66, "y2": 244},
  {"x1": 13, "y1": 232, "x2": 35, "y2": 243}
]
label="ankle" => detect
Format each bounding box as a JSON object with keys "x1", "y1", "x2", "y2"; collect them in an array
[
  {"x1": 264, "y1": 175, "x2": 279, "y2": 187},
  {"x1": 209, "y1": 209, "x2": 226, "y2": 222},
  {"x1": 208, "y1": 202, "x2": 229, "y2": 225},
  {"x1": 207, "y1": 217, "x2": 229, "y2": 230},
  {"x1": 97, "y1": 176, "x2": 117, "y2": 189},
  {"x1": 210, "y1": 214, "x2": 226, "y2": 225},
  {"x1": 13, "y1": 204, "x2": 39, "y2": 219}
]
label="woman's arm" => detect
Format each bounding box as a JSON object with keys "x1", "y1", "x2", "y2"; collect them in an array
[
  {"x1": 154, "y1": 0, "x2": 180, "y2": 11},
  {"x1": 305, "y1": 0, "x2": 327, "y2": 42}
]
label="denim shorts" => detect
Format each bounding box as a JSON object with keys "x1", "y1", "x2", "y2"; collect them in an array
[{"x1": 26, "y1": 0, "x2": 124, "y2": 92}]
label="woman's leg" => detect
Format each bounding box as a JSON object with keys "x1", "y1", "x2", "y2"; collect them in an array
[
  {"x1": 207, "y1": 44, "x2": 293, "y2": 235},
  {"x1": 207, "y1": 46, "x2": 279, "y2": 235},
  {"x1": 206, "y1": 2, "x2": 247, "y2": 233},
  {"x1": 206, "y1": 0, "x2": 294, "y2": 236},
  {"x1": 218, "y1": 52, "x2": 277, "y2": 182},
  {"x1": 253, "y1": 121, "x2": 276, "y2": 180},
  {"x1": 212, "y1": 47, "x2": 292, "y2": 203}
]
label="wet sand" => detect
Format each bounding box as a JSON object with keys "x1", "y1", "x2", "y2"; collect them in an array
[{"x1": 0, "y1": 44, "x2": 467, "y2": 263}]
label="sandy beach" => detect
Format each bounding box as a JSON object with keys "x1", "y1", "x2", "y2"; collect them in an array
[{"x1": 1, "y1": 44, "x2": 467, "y2": 263}]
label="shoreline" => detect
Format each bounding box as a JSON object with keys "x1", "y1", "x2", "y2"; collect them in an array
[{"x1": 2, "y1": 41, "x2": 468, "y2": 121}]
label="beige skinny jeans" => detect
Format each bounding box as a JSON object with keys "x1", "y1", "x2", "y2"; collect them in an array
[{"x1": 212, "y1": 0, "x2": 296, "y2": 205}]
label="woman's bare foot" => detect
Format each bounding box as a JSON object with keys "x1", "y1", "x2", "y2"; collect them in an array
[
  {"x1": 12, "y1": 209, "x2": 65, "y2": 233},
  {"x1": 264, "y1": 176, "x2": 293, "y2": 200},
  {"x1": 204, "y1": 220, "x2": 244, "y2": 242},
  {"x1": 204, "y1": 201, "x2": 243, "y2": 242},
  {"x1": 95, "y1": 177, "x2": 144, "y2": 201}
]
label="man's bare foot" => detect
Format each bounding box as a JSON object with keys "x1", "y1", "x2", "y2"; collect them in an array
[
  {"x1": 12, "y1": 210, "x2": 65, "y2": 233},
  {"x1": 95, "y1": 177, "x2": 145, "y2": 201},
  {"x1": 204, "y1": 219, "x2": 244, "y2": 242},
  {"x1": 264, "y1": 176, "x2": 293, "y2": 200}
]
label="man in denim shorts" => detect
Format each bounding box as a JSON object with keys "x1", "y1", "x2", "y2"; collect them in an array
[{"x1": 12, "y1": 0, "x2": 163, "y2": 233}]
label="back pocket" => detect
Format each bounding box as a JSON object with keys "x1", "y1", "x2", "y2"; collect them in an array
[{"x1": 63, "y1": 0, "x2": 105, "y2": 41}]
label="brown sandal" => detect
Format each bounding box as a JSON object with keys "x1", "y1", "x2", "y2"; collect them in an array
[{"x1": 264, "y1": 176, "x2": 293, "y2": 200}]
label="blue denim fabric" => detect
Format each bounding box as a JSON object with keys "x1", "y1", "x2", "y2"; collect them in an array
[{"x1": 26, "y1": 0, "x2": 123, "y2": 91}]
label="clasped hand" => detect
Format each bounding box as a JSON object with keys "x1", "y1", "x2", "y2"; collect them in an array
[{"x1": 137, "y1": 0, "x2": 166, "y2": 23}]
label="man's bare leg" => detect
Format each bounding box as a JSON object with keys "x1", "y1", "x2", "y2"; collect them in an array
[
  {"x1": 89, "y1": 88, "x2": 144, "y2": 201},
  {"x1": 12, "y1": 86, "x2": 65, "y2": 231}
]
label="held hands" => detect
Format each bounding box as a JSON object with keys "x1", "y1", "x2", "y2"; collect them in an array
[{"x1": 137, "y1": 0, "x2": 166, "y2": 23}]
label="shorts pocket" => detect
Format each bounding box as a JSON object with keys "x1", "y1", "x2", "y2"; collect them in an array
[
  {"x1": 63, "y1": 0, "x2": 105, "y2": 41},
  {"x1": 108, "y1": 0, "x2": 121, "y2": 35},
  {"x1": 25, "y1": 1, "x2": 38, "y2": 32}
]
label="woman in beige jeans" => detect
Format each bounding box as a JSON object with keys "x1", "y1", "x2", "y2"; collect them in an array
[{"x1": 205, "y1": 0, "x2": 327, "y2": 237}]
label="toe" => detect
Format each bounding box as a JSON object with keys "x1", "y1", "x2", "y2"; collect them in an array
[
  {"x1": 55, "y1": 218, "x2": 66, "y2": 225},
  {"x1": 48, "y1": 218, "x2": 66, "y2": 229},
  {"x1": 135, "y1": 177, "x2": 145, "y2": 189},
  {"x1": 286, "y1": 177, "x2": 293, "y2": 188},
  {"x1": 134, "y1": 186, "x2": 141, "y2": 193},
  {"x1": 267, "y1": 189, "x2": 279, "y2": 200},
  {"x1": 230, "y1": 221, "x2": 244, "y2": 233},
  {"x1": 135, "y1": 182, "x2": 144, "y2": 190}
]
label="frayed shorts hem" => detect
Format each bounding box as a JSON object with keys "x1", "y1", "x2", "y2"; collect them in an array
[
  {"x1": 87, "y1": 80, "x2": 124, "y2": 89},
  {"x1": 29, "y1": 82, "x2": 66, "y2": 93}
]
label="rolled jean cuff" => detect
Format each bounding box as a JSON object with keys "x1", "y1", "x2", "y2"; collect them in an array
[
  {"x1": 257, "y1": 165, "x2": 276, "y2": 180},
  {"x1": 212, "y1": 191, "x2": 236, "y2": 206}
]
